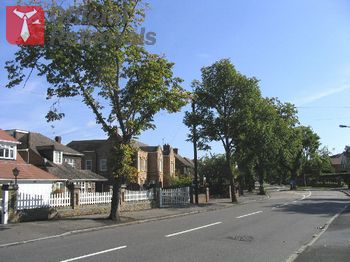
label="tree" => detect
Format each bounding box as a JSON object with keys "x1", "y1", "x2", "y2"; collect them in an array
[
  {"x1": 5, "y1": 0, "x2": 188, "y2": 220},
  {"x1": 240, "y1": 98, "x2": 282, "y2": 194},
  {"x1": 198, "y1": 154, "x2": 231, "y2": 196},
  {"x1": 184, "y1": 59, "x2": 261, "y2": 202}
]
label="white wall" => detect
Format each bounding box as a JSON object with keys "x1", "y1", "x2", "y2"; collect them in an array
[{"x1": 18, "y1": 182, "x2": 53, "y2": 201}]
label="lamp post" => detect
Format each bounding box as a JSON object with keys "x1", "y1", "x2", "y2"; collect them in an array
[
  {"x1": 12, "y1": 167, "x2": 19, "y2": 190},
  {"x1": 12, "y1": 167, "x2": 19, "y2": 212},
  {"x1": 339, "y1": 125, "x2": 350, "y2": 128}
]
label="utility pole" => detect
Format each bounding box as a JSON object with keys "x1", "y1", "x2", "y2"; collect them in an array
[{"x1": 192, "y1": 100, "x2": 199, "y2": 204}]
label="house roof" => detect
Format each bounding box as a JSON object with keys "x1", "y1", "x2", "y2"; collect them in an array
[
  {"x1": 45, "y1": 162, "x2": 107, "y2": 181},
  {"x1": 67, "y1": 139, "x2": 107, "y2": 153},
  {"x1": 0, "y1": 129, "x2": 20, "y2": 144},
  {"x1": 27, "y1": 132, "x2": 83, "y2": 156},
  {"x1": 0, "y1": 154, "x2": 60, "y2": 181},
  {"x1": 175, "y1": 154, "x2": 194, "y2": 168},
  {"x1": 183, "y1": 157, "x2": 195, "y2": 168},
  {"x1": 67, "y1": 138, "x2": 151, "y2": 153},
  {"x1": 331, "y1": 153, "x2": 344, "y2": 166}
]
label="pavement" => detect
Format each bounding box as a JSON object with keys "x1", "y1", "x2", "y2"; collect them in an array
[
  {"x1": 0, "y1": 191, "x2": 267, "y2": 247},
  {"x1": 294, "y1": 189, "x2": 350, "y2": 262}
]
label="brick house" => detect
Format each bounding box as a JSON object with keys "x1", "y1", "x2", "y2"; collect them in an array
[
  {"x1": 67, "y1": 139, "x2": 162, "y2": 188},
  {"x1": 173, "y1": 148, "x2": 194, "y2": 177},
  {"x1": 331, "y1": 147, "x2": 350, "y2": 173},
  {"x1": 162, "y1": 144, "x2": 176, "y2": 186},
  {"x1": 5, "y1": 129, "x2": 106, "y2": 192}
]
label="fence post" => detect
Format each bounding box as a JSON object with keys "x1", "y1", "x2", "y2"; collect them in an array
[
  {"x1": 206, "y1": 187, "x2": 210, "y2": 203},
  {"x1": 120, "y1": 186, "x2": 126, "y2": 207},
  {"x1": 1, "y1": 185, "x2": 9, "y2": 224},
  {"x1": 189, "y1": 186, "x2": 193, "y2": 204},
  {"x1": 68, "y1": 183, "x2": 80, "y2": 209},
  {"x1": 158, "y1": 187, "x2": 162, "y2": 208}
]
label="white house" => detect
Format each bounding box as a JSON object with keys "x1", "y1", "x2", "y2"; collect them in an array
[{"x1": 0, "y1": 129, "x2": 62, "y2": 201}]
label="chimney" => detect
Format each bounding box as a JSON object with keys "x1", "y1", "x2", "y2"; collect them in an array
[
  {"x1": 163, "y1": 144, "x2": 170, "y2": 154},
  {"x1": 173, "y1": 148, "x2": 178, "y2": 155},
  {"x1": 55, "y1": 136, "x2": 62, "y2": 144}
]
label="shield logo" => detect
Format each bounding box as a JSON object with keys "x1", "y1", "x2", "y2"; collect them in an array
[{"x1": 6, "y1": 6, "x2": 45, "y2": 45}]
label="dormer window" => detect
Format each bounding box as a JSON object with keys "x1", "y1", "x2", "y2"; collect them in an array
[
  {"x1": 0, "y1": 143, "x2": 16, "y2": 160},
  {"x1": 53, "y1": 151, "x2": 63, "y2": 164}
]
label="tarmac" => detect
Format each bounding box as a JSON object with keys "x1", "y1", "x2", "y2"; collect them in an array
[{"x1": 0, "y1": 192, "x2": 267, "y2": 248}]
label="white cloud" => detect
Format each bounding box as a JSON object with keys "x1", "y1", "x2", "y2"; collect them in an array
[{"x1": 294, "y1": 84, "x2": 350, "y2": 106}]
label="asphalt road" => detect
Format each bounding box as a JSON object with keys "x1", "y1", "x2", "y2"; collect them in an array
[{"x1": 0, "y1": 190, "x2": 348, "y2": 262}]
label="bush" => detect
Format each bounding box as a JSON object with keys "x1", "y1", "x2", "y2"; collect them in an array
[{"x1": 168, "y1": 175, "x2": 192, "y2": 188}]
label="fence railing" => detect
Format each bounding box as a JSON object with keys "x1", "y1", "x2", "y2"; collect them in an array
[
  {"x1": 16, "y1": 189, "x2": 156, "y2": 210},
  {"x1": 124, "y1": 189, "x2": 154, "y2": 202},
  {"x1": 80, "y1": 192, "x2": 112, "y2": 205},
  {"x1": 49, "y1": 192, "x2": 71, "y2": 208},
  {"x1": 17, "y1": 193, "x2": 49, "y2": 210},
  {"x1": 160, "y1": 187, "x2": 190, "y2": 207}
]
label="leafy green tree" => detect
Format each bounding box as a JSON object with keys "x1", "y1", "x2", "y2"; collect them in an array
[
  {"x1": 5, "y1": 0, "x2": 188, "y2": 220},
  {"x1": 184, "y1": 59, "x2": 261, "y2": 202}
]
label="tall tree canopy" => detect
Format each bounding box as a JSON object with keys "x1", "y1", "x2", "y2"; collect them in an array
[
  {"x1": 184, "y1": 59, "x2": 261, "y2": 202},
  {"x1": 6, "y1": 0, "x2": 189, "y2": 220}
]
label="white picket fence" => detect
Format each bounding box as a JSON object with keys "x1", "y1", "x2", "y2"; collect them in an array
[
  {"x1": 17, "y1": 192, "x2": 71, "y2": 210},
  {"x1": 160, "y1": 187, "x2": 190, "y2": 207},
  {"x1": 124, "y1": 189, "x2": 154, "y2": 202},
  {"x1": 80, "y1": 192, "x2": 112, "y2": 205},
  {"x1": 16, "y1": 189, "x2": 155, "y2": 209},
  {"x1": 49, "y1": 192, "x2": 71, "y2": 208}
]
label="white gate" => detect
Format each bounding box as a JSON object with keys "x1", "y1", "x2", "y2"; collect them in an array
[{"x1": 160, "y1": 187, "x2": 190, "y2": 207}]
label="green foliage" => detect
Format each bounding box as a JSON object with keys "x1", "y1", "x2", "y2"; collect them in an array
[
  {"x1": 168, "y1": 175, "x2": 193, "y2": 188},
  {"x1": 184, "y1": 59, "x2": 261, "y2": 201},
  {"x1": 6, "y1": 0, "x2": 189, "y2": 220},
  {"x1": 198, "y1": 154, "x2": 230, "y2": 186}
]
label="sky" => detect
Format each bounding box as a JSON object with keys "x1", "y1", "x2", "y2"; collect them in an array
[{"x1": 1, "y1": 0, "x2": 350, "y2": 158}]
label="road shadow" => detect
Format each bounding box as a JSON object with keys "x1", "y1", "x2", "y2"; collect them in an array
[{"x1": 270, "y1": 199, "x2": 349, "y2": 217}]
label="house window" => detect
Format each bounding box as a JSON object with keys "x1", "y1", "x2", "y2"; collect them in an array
[
  {"x1": 53, "y1": 151, "x2": 63, "y2": 164},
  {"x1": 64, "y1": 158, "x2": 75, "y2": 168},
  {"x1": 139, "y1": 157, "x2": 146, "y2": 171},
  {"x1": 171, "y1": 162, "x2": 175, "y2": 174},
  {"x1": 0, "y1": 143, "x2": 16, "y2": 160},
  {"x1": 100, "y1": 159, "x2": 107, "y2": 171},
  {"x1": 159, "y1": 159, "x2": 163, "y2": 172},
  {"x1": 85, "y1": 160, "x2": 92, "y2": 170}
]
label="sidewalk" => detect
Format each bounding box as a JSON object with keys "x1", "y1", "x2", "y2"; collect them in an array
[{"x1": 0, "y1": 191, "x2": 267, "y2": 247}]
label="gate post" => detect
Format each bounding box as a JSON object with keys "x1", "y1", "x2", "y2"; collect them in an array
[
  {"x1": 1, "y1": 185, "x2": 9, "y2": 224},
  {"x1": 158, "y1": 187, "x2": 162, "y2": 208}
]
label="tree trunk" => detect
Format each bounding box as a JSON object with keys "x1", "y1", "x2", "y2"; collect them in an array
[
  {"x1": 258, "y1": 167, "x2": 265, "y2": 195},
  {"x1": 109, "y1": 179, "x2": 121, "y2": 221},
  {"x1": 290, "y1": 169, "x2": 297, "y2": 190},
  {"x1": 225, "y1": 151, "x2": 237, "y2": 203}
]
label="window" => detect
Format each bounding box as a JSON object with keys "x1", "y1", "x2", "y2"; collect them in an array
[
  {"x1": 53, "y1": 151, "x2": 63, "y2": 164},
  {"x1": 64, "y1": 158, "x2": 75, "y2": 167},
  {"x1": 171, "y1": 162, "x2": 175, "y2": 174},
  {"x1": 100, "y1": 159, "x2": 107, "y2": 171},
  {"x1": 85, "y1": 160, "x2": 92, "y2": 170},
  {"x1": 0, "y1": 143, "x2": 16, "y2": 160},
  {"x1": 139, "y1": 157, "x2": 146, "y2": 171},
  {"x1": 159, "y1": 159, "x2": 163, "y2": 172}
]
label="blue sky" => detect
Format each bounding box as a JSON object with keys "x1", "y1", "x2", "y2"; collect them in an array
[{"x1": 1, "y1": 0, "x2": 350, "y2": 158}]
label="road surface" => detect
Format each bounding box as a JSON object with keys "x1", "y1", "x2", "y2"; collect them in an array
[{"x1": 0, "y1": 190, "x2": 348, "y2": 262}]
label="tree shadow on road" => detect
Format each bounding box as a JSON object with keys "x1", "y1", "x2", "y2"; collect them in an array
[{"x1": 269, "y1": 199, "x2": 349, "y2": 217}]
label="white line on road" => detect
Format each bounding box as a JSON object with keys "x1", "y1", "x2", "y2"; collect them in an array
[
  {"x1": 60, "y1": 245, "x2": 127, "y2": 262},
  {"x1": 301, "y1": 191, "x2": 312, "y2": 200},
  {"x1": 165, "y1": 222, "x2": 222, "y2": 237},
  {"x1": 236, "y1": 211, "x2": 263, "y2": 219}
]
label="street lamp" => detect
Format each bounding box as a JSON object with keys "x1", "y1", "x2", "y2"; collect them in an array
[
  {"x1": 12, "y1": 167, "x2": 19, "y2": 190},
  {"x1": 339, "y1": 125, "x2": 350, "y2": 128}
]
